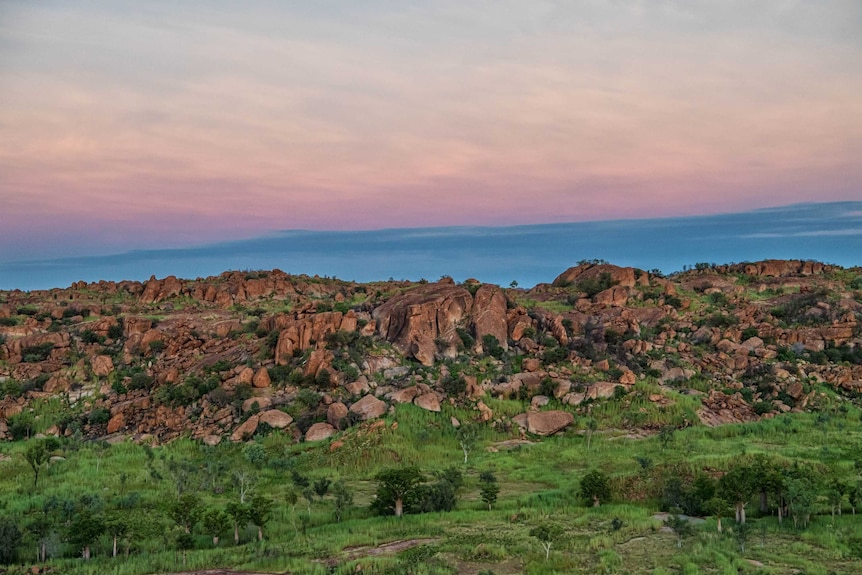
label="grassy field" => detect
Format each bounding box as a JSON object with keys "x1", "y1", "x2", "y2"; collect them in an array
[{"x1": 2, "y1": 395, "x2": 862, "y2": 575}]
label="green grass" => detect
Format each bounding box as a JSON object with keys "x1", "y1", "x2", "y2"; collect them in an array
[{"x1": 2, "y1": 403, "x2": 862, "y2": 574}]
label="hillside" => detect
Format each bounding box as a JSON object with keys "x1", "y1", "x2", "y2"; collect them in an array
[{"x1": 1, "y1": 259, "x2": 862, "y2": 574}]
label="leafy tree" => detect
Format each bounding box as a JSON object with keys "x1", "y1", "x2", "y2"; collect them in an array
[
  {"x1": 734, "y1": 521, "x2": 752, "y2": 554},
  {"x1": 786, "y1": 477, "x2": 816, "y2": 529},
  {"x1": 242, "y1": 442, "x2": 267, "y2": 467},
  {"x1": 175, "y1": 531, "x2": 194, "y2": 567},
  {"x1": 666, "y1": 513, "x2": 694, "y2": 548},
  {"x1": 104, "y1": 511, "x2": 129, "y2": 558},
  {"x1": 23, "y1": 437, "x2": 60, "y2": 489},
  {"x1": 332, "y1": 480, "x2": 354, "y2": 522},
  {"x1": 848, "y1": 481, "x2": 862, "y2": 515},
  {"x1": 226, "y1": 501, "x2": 250, "y2": 545},
  {"x1": 168, "y1": 493, "x2": 202, "y2": 534},
  {"x1": 202, "y1": 507, "x2": 230, "y2": 547},
  {"x1": 373, "y1": 466, "x2": 424, "y2": 517},
  {"x1": 67, "y1": 510, "x2": 105, "y2": 560},
  {"x1": 480, "y1": 482, "x2": 501, "y2": 510},
  {"x1": 705, "y1": 497, "x2": 730, "y2": 533},
  {"x1": 580, "y1": 470, "x2": 611, "y2": 507},
  {"x1": 0, "y1": 516, "x2": 22, "y2": 564},
  {"x1": 313, "y1": 477, "x2": 331, "y2": 499},
  {"x1": 718, "y1": 464, "x2": 755, "y2": 524},
  {"x1": 248, "y1": 494, "x2": 273, "y2": 541},
  {"x1": 658, "y1": 425, "x2": 675, "y2": 450},
  {"x1": 530, "y1": 523, "x2": 564, "y2": 561}
]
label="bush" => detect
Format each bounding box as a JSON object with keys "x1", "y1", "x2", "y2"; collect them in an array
[
  {"x1": 88, "y1": 408, "x2": 111, "y2": 425},
  {"x1": 21, "y1": 343, "x2": 54, "y2": 363},
  {"x1": 129, "y1": 372, "x2": 154, "y2": 391},
  {"x1": 0, "y1": 317, "x2": 18, "y2": 326}
]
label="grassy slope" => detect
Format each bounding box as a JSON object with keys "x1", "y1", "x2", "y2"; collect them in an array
[{"x1": 2, "y1": 393, "x2": 862, "y2": 575}]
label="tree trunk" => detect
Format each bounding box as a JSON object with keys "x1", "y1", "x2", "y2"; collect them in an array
[
  {"x1": 593, "y1": 495, "x2": 600, "y2": 507},
  {"x1": 395, "y1": 497, "x2": 403, "y2": 517},
  {"x1": 735, "y1": 501, "x2": 746, "y2": 524},
  {"x1": 234, "y1": 521, "x2": 239, "y2": 545},
  {"x1": 716, "y1": 517, "x2": 722, "y2": 533},
  {"x1": 759, "y1": 490, "x2": 768, "y2": 514},
  {"x1": 41, "y1": 541, "x2": 46, "y2": 562},
  {"x1": 258, "y1": 526, "x2": 263, "y2": 542},
  {"x1": 777, "y1": 504, "x2": 783, "y2": 525},
  {"x1": 113, "y1": 534, "x2": 118, "y2": 558},
  {"x1": 213, "y1": 535, "x2": 219, "y2": 547},
  {"x1": 543, "y1": 542, "x2": 551, "y2": 560},
  {"x1": 83, "y1": 545, "x2": 91, "y2": 560}
]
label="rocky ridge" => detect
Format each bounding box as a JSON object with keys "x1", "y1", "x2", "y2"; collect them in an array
[{"x1": 1, "y1": 260, "x2": 860, "y2": 445}]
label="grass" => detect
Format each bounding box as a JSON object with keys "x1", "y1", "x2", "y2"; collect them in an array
[{"x1": 1, "y1": 402, "x2": 862, "y2": 574}]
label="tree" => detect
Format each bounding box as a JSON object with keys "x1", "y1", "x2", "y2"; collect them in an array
[
  {"x1": 226, "y1": 501, "x2": 249, "y2": 545},
  {"x1": 456, "y1": 424, "x2": 478, "y2": 464},
  {"x1": 313, "y1": 477, "x2": 331, "y2": 499},
  {"x1": 705, "y1": 497, "x2": 730, "y2": 533},
  {"x1": 734, "y1": 521, "x2": 752, "y2": 554},
  {"x1": 0, "y1": 516, "x2": 22, "y2": 564},
  {"x1": 848, "y1": 481, "x2": 862, "y2": 515},
  {"x1": 580, "y1": 470, "x2": 611, "y2": 507},
  {"x1": 248, "y1": 494, "x2": 273, "y2": 542},
  {"x1": 373, "y1": 466, "x2": 424, "y2": 517},
  {"x1": 786, "y1": 477, "x2": 816, "y2": 529},
  {"x1": 666, "y1": 513, "x2": 694, "y2": 548},
  {"x1": 658, "y1": 425, "x2": 675, "y2": 450},
  {"x1": 202, "y1": 508, "x2": 230, "y2": 547},
  {"x1": 718, "y1": 464, "x2": 755, "y2": 524},
  {"x1": 175, "y1": 532, "x2": 194, "y2": 567},
  {"x1": 23, "y1": 438, "x2": 60, "y2": 489},
  {"x1": 530, "y1": 523, "x2": 563, "y2": 561},
  {"x1": 480, "y1": 482, "x2": 501, "y2": 510},
  {"x1": 67, "y1": 510, "x2": 105, "y2": 560},
  {"x1": 104, "y1": 512, "x2": 129, "y2": 558},
  {"x1": 168, "y1": 493, "x2": 202, "y2": 534},
  {"x1": 233, "y1": 469, "x2": 256, "y2": 504},
  {"x1": 332, "y1": 480, "x2": 354, "y2": 522}
]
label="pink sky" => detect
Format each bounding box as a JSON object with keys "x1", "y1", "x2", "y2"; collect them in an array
[{"x1": 1, "y1": 1, "x2": 861, "y2": 260}]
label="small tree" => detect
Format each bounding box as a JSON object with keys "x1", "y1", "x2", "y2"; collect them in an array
[
  {"x1": 67, "y1": 510, "x2": 105, "y2": 560},
  {"x1": 666, "y1": 513, "x2": 694, "y2": 548},
  {"x1": 168, "y1": 493, "x2": 202, "y2": 534},
  {"x1": 175, "y1": 532, "x2": 194, "y2": 567},
  {"x1": 0, "y1": 516, "x2": 22, "y2": 564},
  {"x1": 480, "y1": 482, "x2": 501, "y2": 511},
  {"x1": 705, "y1": 497, "x2": 730, "y2": 533},
  {"x1": 373, "y1": 466, "x2": 424, "y2": 517},
  {"x1": 332, "y1": 480, "x2": 354, "y2": 522},
  {"x1": 734, "y1": 521, "x2": 752, "y2": 554},
  {"x1": 456, "y1": 424, "x2": 478, "y2": 464},
  {"x1": 658, "y1": 425, "x2": 675, "y2": 450},
  {"x1": 202, "y1": 508, "x2": 230, "y2": 547},
  {"x1": 248, "y1": 494, "x2": 273, "y2": 541},
  {"x1": 23, "y1": 438, "x2": 60, "y2": 489},
  {"x1": 225, "y1": 501, "x2": 249, "y2": 545},
  {"x1": 718, "y1": 464, "x2": 755, "y2": 524},
  {"x1": 313, "y1": 477, "x2": 331, "y2": 499},
  {"x1": 580, "y1": 470, "x2": 611, "y2": 507},
  {"x1": 530, "y1": 523, "x2": 563, "y2": 561}
]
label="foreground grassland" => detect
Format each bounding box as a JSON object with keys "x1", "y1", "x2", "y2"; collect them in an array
[{"x1": 2, "y1": 397, "x2": 862, "y2": 575}]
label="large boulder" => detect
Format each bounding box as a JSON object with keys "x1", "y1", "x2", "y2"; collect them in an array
[
  {"x1": 327, "y1": 402, "x2": 349, "y2": 428},
  {"x1": 305, "y1": 422, "x2": 337, "y2": 442},
  {"x1": 553, "y1": 263, "x2": 639, "y2": 289},
  {"x1": 512, "y1": 410, "x2": 574, "y2": 436},
  {"x1": 349, "y1": 394, "x2": 388, "y2": 420},
  {"x1": 372, "y1": 280, "x2": 473, "y2": 365},
  {"x1": 230, "y1": 415, "x2": 260, "y2": 442},
  {"x1": 258, "y1": 410, "x2": 293, "y2": 429},
  {"x1": 414, "y1": 393, "x2": 441, "y2": 412},
  {"x1": 471, "y1": 285, "x2": 508, "y2": 351},
  {"x1": 91, "y1": 355, "x2": 114, "y2": 377},
  {"x1": 274, "y1": 311, "x2": 357, "y2": 365}
]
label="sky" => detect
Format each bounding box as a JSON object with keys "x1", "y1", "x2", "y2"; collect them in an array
[{"x1": 1, "y1": 1, "x2": 861, "y2": 263}]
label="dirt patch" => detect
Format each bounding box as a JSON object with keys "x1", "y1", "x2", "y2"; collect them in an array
[{"x1": 343, "y1": 538, "x2": 439, "y2": 560}]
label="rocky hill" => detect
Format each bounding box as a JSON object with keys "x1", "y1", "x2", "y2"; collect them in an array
[{"x1": 1, "y1": 260, "x2": 860, "y2": 445}]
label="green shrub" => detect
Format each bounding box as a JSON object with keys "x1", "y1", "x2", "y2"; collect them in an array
[
  {"x1": 21, "y1": 343, "x2": 54, "y2": 363},
  {"x1": 88, "y1": 407, "x2": 111, "y2": 425}
]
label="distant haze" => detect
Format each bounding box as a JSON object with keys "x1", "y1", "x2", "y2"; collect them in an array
[{"x1": 1, "y1": 202, "x2": 859, "y2": 291}]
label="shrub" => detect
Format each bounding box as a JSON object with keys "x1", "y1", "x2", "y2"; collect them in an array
[
  {"x1": 0, "y1": 317, "x2": 18, "y2": 326},
  {"x1": 88, "y1": 408, "x2": 111, "y2": 425},
  {"x1": 21, "y1": 343, "x2": 54, "y2": 363},
  {"x1": 107, "y1": 322, "x2": 124, "y2": 340},
  {"x1": 129, "y1": 372, "x2": 154, "y2": 391}
]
